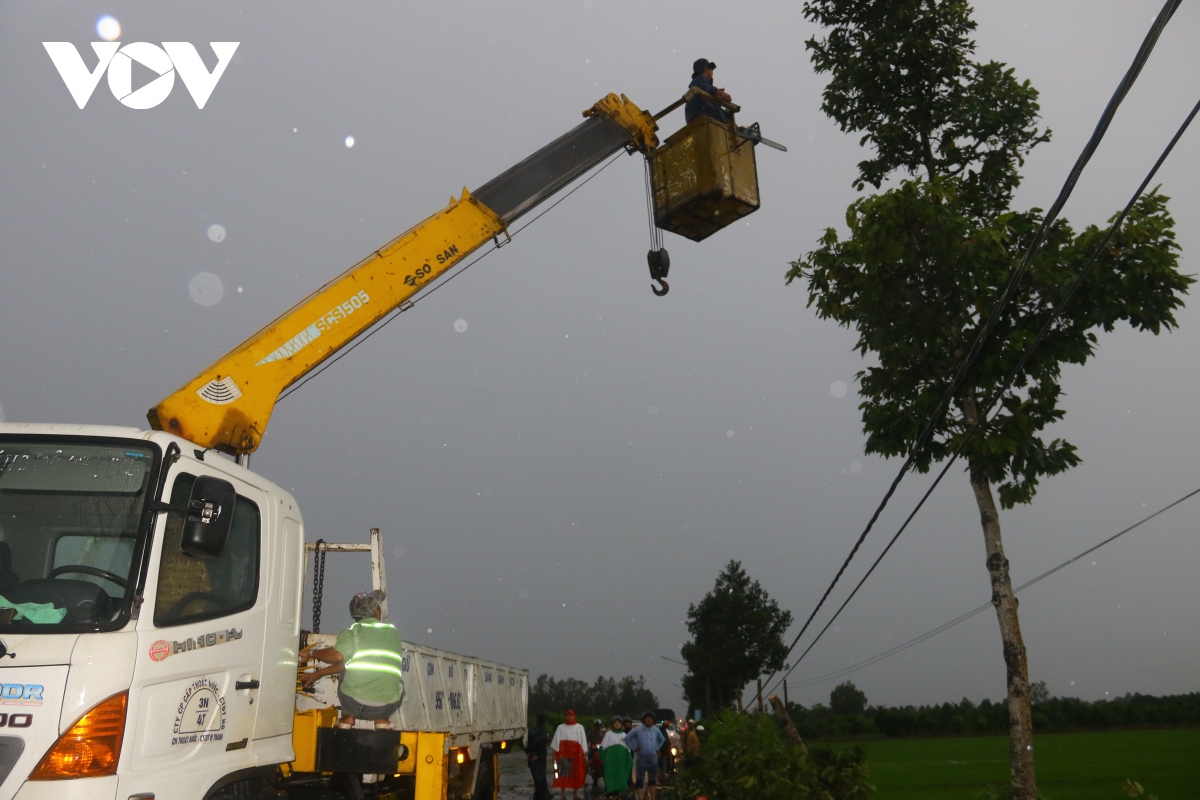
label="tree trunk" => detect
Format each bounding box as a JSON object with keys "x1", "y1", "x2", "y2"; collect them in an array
[
  {"x1": 767, "y1": 694, "x2": 807, "y2": 755},
  {"x1": 962, "y1": 397, "x2": 1037, "y2": 799}
]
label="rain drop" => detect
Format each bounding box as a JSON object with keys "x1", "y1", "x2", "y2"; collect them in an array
[
  {"x1": 830, "y1": 380, "x2": 848, "y2": 398},
  {"x1": 850, "y1": 460, "x2": 863, "y2": 474},
  {"x1": 188, "y1": 272, "x2": 224, "y2": 306},
  {"x1": 454, "y1": 318, "x2": 468, "y2": 333},
  {"x1": 237, "y1": 287, "x2": 243, "y2": 293},
  {"x1": 207, "y1": 224, "x2": 226, "y2": 243},
  {"x1": 726, "y1": 430, "x2": 735, "y2": 438},
  {"x1": 96, "y1": 15, "x2": 120, "y2": 41},
  {"x1": 427, "y1": 627, "x2": 433, "y2": 634},
  {"x1": 648, "y1": 405, "x2": 659, "y2": 416},
  {"x1": 344, "y1": 135, "x2": 355, "y2": 148},
  {"x1": 392, "y1": 545, "x2": 405, "y2": 558},
  {"x1": 518, "y1": 588, "x2": 529, "y2": 599}
]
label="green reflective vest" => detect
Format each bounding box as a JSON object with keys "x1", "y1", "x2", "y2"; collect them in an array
[{"x1": 334, "y1": 619, "x2": 404, "y2": 706}]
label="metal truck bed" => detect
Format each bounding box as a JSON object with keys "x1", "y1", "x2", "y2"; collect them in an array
[{"x1": 297, "y1": 634, "x2": 528, "y2": 754}]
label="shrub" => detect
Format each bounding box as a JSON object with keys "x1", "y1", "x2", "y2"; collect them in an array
[{"x1": 667, "y1": 712, "x2": 874, "y2": 800}]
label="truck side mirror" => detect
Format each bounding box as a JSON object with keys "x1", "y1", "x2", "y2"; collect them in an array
[{"x1": 181, "y1": 475, "x2": 237, "y2": 559}]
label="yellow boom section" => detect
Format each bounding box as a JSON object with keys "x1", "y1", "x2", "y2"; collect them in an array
[
  {"x1": 149, "y1": 93, "x2": 660, "y2": 454},
  {"x1": 148, "y1": 190, "x2": 506, "y2": 453}
]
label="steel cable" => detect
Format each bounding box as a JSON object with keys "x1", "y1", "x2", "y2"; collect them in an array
[{"x1": 784, "y1": 485, "x2": 1200, "y2": 689}]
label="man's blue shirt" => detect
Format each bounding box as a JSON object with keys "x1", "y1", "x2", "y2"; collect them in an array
[
  {"x1": 624, "y1": 724, "x2": 665, "y2": 762},
  {"x1": 686, "y1": 75, "x2": 726, "y2": 123}
]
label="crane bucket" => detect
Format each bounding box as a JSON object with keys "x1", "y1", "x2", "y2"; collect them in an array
[{"x1": 648, "y1": 115, "x2": 761, "y2": 242}]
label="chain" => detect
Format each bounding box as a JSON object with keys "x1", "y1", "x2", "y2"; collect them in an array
[{"x1": 312, "y1": 539, "x2": 326, "y2": 634}]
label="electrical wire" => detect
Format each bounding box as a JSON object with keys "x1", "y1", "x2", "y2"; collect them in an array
[
  {"x1": 782, "y1": 484, "x2": 1200, "y2": 689},
  {"x1": 764, "y1": 89, "x2": 1200, "y2": 698},
  {"x1": 759, "y1": 0, "x2": 1185, "y2": 693},
  {"x1": 278, "y1": 150, "x2": 626, "y2": 402}
]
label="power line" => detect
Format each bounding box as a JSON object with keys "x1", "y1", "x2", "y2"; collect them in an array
[
  {"x1": 760, "y1": 0, "x2": 1185, "y2": 693},
  {"x1": 278, "y1": 150, "x2": 626, "y2": 402},
  {"x1": 765, "y1": 88, "x2": 1200, "y2": 698},
  {"x1": 783, "y1": 485, "x2": 1200, "y2": 689}
]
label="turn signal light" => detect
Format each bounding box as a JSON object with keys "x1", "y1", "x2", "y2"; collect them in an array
[
  {"x1": 500, "y1": 741, "x2": 507, "y2": 750},
  {"x1": 30, "y1": 692, "x2": 128, "y2": 780}
]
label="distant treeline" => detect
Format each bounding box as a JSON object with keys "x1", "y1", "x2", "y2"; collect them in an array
[
  {"x1": 529, "y1": 674, "x2": 658, "y2": 719},
  {"x1": 787, "y1": 690, "x2": 1200, "y2": 740}
]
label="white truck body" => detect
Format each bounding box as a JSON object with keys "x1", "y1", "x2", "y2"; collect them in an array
[
  {"x1": 299, "y1": 636, "x2": 528, "y2": 758},
  {"x1": 0, "y1": 424, "x2": 526, "y2": 800}
]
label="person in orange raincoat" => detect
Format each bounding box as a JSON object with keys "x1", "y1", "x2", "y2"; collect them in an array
[{"x1": 550, "y1": 709, "x2": 588, "y2": 799}]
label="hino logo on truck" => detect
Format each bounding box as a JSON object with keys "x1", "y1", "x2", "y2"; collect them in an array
[
  {"x1": 150, "y1": 627, "x2": 242, "y2": 661},
  {"x1": 42, "y1": 42, "x2": 239, "y2": 109}
]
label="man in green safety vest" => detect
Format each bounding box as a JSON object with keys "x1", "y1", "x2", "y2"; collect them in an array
[{"x1": 299, "y1": 589, "x2": 405, "y2": 729}]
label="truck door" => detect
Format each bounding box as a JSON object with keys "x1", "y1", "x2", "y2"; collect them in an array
[
  {"x1": 252, "y1": 513, "x2": 302, "y2": 743},
  {"x1": 123, "y1": 469, "x2": 267, "y2": 796}
]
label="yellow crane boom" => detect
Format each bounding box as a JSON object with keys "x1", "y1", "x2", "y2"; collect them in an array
[
  {"x1": 149, "y1": 88, "x2": 779, "y2": 455},
  {"x1": 149, "y1": 94, "x2": 661, "y2": 454}
]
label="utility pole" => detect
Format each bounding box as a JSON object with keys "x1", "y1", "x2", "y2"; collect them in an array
[{"x1": 756, "y1": 679, "x2": 764, "y2": 713}]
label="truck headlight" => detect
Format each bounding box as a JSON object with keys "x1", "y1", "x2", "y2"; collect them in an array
[{"x1": 30, "y1": 692, "x2": 128, "y2": 780}]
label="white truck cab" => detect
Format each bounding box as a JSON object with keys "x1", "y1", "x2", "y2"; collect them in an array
[
  {"x1": 0, "y1": 423, "x2": 527, "y2": 800},
  {"x1": 0, "y1": 424, "x2": 303, "y2": 800}
]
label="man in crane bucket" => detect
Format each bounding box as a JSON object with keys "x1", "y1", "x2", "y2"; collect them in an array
[
  {"x1": 685, "y1": 58, "x2": 732, "y2": 123},
  {"x1": 299, "y1": 589, "x2": 405, "y2": 728}
]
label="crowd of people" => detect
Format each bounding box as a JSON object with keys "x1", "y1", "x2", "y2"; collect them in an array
[{"x1": 525, "y1": 710, "x2": 702, "y2": 800}]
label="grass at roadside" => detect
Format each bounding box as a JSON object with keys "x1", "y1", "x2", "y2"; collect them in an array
[{"x1": 828, "y1": 728, "x2": 1200, "y2": 799}]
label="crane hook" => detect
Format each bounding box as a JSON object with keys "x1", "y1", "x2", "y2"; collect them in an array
[{"x1": 647, "y1": 248, "x2": 670, "y2": 298}]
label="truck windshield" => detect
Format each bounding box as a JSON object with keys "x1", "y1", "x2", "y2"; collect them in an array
[{"x1": 0, "y1": 439, "x2": 156, "y2": 630}]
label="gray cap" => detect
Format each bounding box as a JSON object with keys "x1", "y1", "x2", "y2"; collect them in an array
[{"x1": 349, "y1": 589, "x2": 386, "y2": 620}]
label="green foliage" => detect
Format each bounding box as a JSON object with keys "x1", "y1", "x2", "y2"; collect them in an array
[
  {"x1": 830, "y1": 681, "x2": 868, "y2": 716},
  {"x1": 792, "y1": 1, "x2": 1191, "y2": 510},
  {"x1": 786, "y1": 692, "x2": 1200, "y2": 740},
  {"x1": 803, "y1": 0, "x2": 1049, "y2": 216},
  {"x1": 681, "y1": 560, "x2": 793, "y2": 717},
  {"x1": 667, "y1": 712, "x2": 874, "y2": 800},
  {"x1": 790, "y1": 179, "x2": 1188, "y2": 508},
  {"x1": 527, "y1": 674, "x2": 657, "y2": 719}
]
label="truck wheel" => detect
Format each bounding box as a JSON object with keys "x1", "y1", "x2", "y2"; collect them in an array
[{"x1": 472, "y1": 745, "x2": 497, "y2": 800}]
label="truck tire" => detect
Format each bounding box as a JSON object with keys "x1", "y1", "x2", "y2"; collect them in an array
[{"x1": 471, "y1": 745, "x2": 497, "y2": 800}]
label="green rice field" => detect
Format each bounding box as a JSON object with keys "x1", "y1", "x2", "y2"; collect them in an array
[{"x1": 833, "y1": 729, "x2": 1200, "y2": 799}]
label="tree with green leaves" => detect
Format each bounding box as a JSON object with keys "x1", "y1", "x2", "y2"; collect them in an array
[
  {"x1": 682, "y1": 560, "x2": 792, "y2": 718},
  {"x1": 789, "y1": 3, "x2": 1190, "y2": 798},
  {"x1": 830, "y1": 681, "x2": 868, "y2": 717}
]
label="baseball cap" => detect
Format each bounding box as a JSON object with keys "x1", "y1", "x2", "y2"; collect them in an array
[
  {"x1": 349, "y1": 588, "x2": 386, "y2": 620},
  {"x1": 692, "y1": 58, "x2": 716, "y2": 76}
]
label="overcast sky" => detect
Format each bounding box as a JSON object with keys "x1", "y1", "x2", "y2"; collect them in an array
[{"x1": 3, "y1": 1, "x2": 1198, "y2": 715}]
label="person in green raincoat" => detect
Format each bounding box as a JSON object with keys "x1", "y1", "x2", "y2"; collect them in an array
[{"x1": 599, "y1": 715, "x2": 632, "y2": 796}]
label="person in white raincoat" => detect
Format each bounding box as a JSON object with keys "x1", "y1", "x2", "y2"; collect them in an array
[{"x1": 550, "y1": 709, "x2": 588, "y2": 799}]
